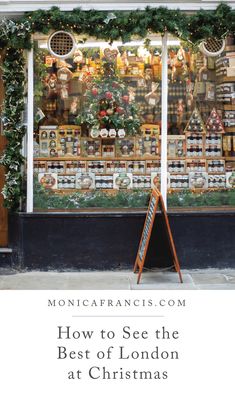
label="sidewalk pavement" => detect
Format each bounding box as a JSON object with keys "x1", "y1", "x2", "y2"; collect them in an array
[{"x1": 1, "y1": 268, "x2": 235, "y2": 290}]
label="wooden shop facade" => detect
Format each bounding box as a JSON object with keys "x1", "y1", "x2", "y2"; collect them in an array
[{"x1": 0, "y1": 1, "x2": 235, "y2": 270}]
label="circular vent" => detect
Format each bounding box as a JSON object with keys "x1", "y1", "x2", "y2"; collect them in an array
[
  {"x1": 199, "y1": 38, "x2": 225, "y2": 57},
  {"x1": 48, "y1": 31, "x2": 76, "y2": 59}
]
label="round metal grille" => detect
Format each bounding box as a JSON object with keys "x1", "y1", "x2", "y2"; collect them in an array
[
  {"x1": 48, "y1": 31, "x2": 76, "y2": 59},
  {"x1": 200, "y1": 38, "x2": 225, "y2": 57}
]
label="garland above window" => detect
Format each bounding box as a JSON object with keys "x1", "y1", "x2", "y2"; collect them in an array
[
  {"x1": 0, "y1": 3, "x2": 234, "y2": 210},
  {"x1": 0, "y1": 3, "x2": 234, "y2": 50}
]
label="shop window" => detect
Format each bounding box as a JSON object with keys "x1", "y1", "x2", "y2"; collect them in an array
[
  {"x1": 33, "y1": 36, "x2": 162, "y2": 210},
  {"x1": 166, "y1": 40, "x2": 235, "y2": 208},
  {"x1": 33, "y1": 35, "x2": 235, "y2": 211}
]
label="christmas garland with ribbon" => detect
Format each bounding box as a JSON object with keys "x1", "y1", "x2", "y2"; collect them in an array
[{"x1": 0, "y1": 3, "x2": 234, "y2": 210}]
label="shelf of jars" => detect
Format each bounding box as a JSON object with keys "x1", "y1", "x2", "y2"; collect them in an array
[{"x1": 33, "y1": 109, "x2": 235, "y2": 192}]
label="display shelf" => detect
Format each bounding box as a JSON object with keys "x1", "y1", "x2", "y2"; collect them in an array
[
  {"x1": 225, "y1": 45, "x2": 235, "y2": 51},
  {"x1": 225, "y1": 157, "x2": 235, "y2": 161},
  {"x1": 225, "y1": 127, "x2": 235, "y2": 133},
  {"x1": 34, "y1": 156, "x2": 161, "y2": 161},
  {"x1": 120, "y1": 75, "x2": 142, "y2": 78},
  {"x1": 216, "y1": 76, "x2": 235, "y2": 83}
]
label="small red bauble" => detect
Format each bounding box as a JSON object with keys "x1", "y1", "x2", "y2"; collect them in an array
[
  {"x1": 122, "y1": 95, "x2": 129, "y2": 103},
  {"x1": 91, "y1": 88, "x2": 98, "y2": 96},
  {"x1": 112, "y1": 82, "x2": 119, "y2": 88},
  {"x1": 116, "y1": 106, "x2": 124, "y2": 114},
  {"x1": 105, "y1": 91, "x2": 113, "y2": 100},
  {"x1": 99, "y1": 110, "x2": 107, "y2": 117}
]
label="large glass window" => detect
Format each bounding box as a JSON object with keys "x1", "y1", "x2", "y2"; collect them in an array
[
  {"x1": 33, "y1": 36, "x2": 163, "y2": 210},
  {"x1": 32, "y1": 34, "x2": 235, "y2": 210},
  {"x1": 166, "y1": 40, "x2": 235, "y2": 208}
]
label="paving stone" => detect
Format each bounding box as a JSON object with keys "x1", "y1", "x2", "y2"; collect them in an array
[
  {"x1": 130, "y1": 283, "x2": 196, "y2": 290},
  {"x1": 0, "y1": 269, "x2": 235, "y2": 290},
  {"x1": 195, "y1": 284, "x2": 235, "y2": 290},
  {"x1": 129, "y1": 271, "x2": 193, "y2": 285},
  {"x1": 67, "y1": 273, "x2": 130, "y2": 290},
  {"x1": 224, "y1": 274, "x2": 235, "y2": 283},
  {"x1": 190, "y1": 273, "x2": 228, "y2": 285},
  {"x1": 0, "y1": 274, "x2": 70, "y2": 290},
  {"x1": 0, "y1": 268, "x2": 18, "y2": 276}
]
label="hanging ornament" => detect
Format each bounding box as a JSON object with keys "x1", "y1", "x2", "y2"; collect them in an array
[
  {"x1": 35, "y1": 108, "x2": 45, "y2": 123},
  {"x1": 60, "y1": 83, "x2": 69, "y2": 99},
  {"x1": 105, "y1": 91, "x2": 113, "y2": 100},
  {"x1": 172, "y1": 47, "x2": 187, "y2": 81},
  {"x1": 106, "y1": 108, "x2": 114, "y2": 115},
  {"x1": 137, "y1": 46, "x2": 150, "y2": 59},
  {"x1": 116, "y1": 106, "x2": 124, "y2": 114},
  {"x1": 128, "y1": 87, "x2": 136, "y2": 103},
  {"x1": 45, "y1": 73, "x2": 58, "y2": 99},
  {"x1": 122, "y1": 95, "x2": 129, "y2": 104},
  {"x1": 69, "y1": 97, "x2": 79, "y2": 115},
  {"x1": 57, "y1": 67, "x2": 73, "y2": 82},
  {"x1": 103, "y1": 48, "x2": 119, "y2": 63},
  {"x1": 91, "y1": 88, "x2": 99, "y2": 96},
  {"x1": 104, "y1": 12, "x2": 117, "y2": 24},
  {"x1": 99, "y1": 110, "x2": 107, "y2": 117},
  {"x1": 145, "y1": 82, "x2": 160, "y2": 106},
  {"x1": 176, "y1": 99, "x2": 184, "y2": 129},
  {"x1": 73, "y1": 49, "x2": 83, "y2": 64},
  {"x1": 186, "y1": 79, "x2": 194, "y2": 108}
]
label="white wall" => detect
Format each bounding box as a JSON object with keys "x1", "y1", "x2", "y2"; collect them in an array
[{"x1": 0, "y1": 0, "x2": 235, "y2": 17}]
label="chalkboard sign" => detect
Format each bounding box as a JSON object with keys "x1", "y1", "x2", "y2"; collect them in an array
[
  {"x1": 138, "y1": 193, "x2": 158, "y2": 262},
  {"x1": 134, "y1": 188, "x2": 183, "y2": 284}
]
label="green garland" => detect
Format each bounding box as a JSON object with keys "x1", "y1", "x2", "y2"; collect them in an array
[
  {"x1": 0, "y1": 48, "x2": 26, "y2": 210},
  {"x1": 33, "y1": 179, "x2": 235, "y2": 210},
  {"x1": 0, "y1": 3, "x2": 234, "y2": 210},
  {"x1": 0, "y1": 4, "x2": 233, "y2": 51}
]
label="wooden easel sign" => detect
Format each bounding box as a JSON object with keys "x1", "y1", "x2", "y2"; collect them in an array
[{"x1": 134, "y1": 188, "x2": 183, "y2": 284}]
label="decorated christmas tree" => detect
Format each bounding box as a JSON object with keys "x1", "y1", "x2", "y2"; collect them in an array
[
  {"x1": 184, "y1": 107, "x2": 206, "y2": 133},
  {"x1": 206, "y1": 108, "x2": 224, "y2": 133},
  {"x1": 76, "y1": 53, "x2": 140, "y2": 137}
]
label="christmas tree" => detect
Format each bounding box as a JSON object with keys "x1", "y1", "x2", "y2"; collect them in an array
[
  {"x1": 206, "y1": 108, "x2": 224, "y2": 133},
  {"x1": 76, "y1": 57, "x2": 140, "y2": 136}
]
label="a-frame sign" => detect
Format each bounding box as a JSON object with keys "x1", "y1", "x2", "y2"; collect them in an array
[{"x1": 134, "y1": 188, "x2": 183, "y2": 284}]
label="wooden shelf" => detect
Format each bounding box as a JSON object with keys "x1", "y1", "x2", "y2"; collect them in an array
[
  {"x1": 34, "y1": 156, "x2": 161, "y2": 161},
  {"x1": 225, "y1": 157, "x2": 235, "y2": 161},
  {"x1": 223, "y1": 105, "x2": 234, "y2": 111},
  {"x1": 225, "y1": 45, "x2": 235, "y2": 51},
  {"x1": 185, "y1": 156, "x2": 224, "y2": 160},
  {"x1": 120, "y1": 75, "x2": 142, "y2": 78},
  {"x1": 225, "y1": 127, "x2": 235, "y2": 133},
  {"x1": 216, "y1": 76, "x2": 235, "y2": 83},
  {"x1": 34, "y1": 156, "x2": 227, "y2": 162}
]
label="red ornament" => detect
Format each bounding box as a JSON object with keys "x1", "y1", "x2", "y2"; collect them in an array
[
  {"x1": 91, "y1": 88, "x2": 98, "y2": 96},
  {"x1": 122, "y1": 95, "x2": 129, "y2": 103},
  {"x1": 116, "y1": 106, "x2": 124, "y2": 114},
  {"x1": 112, "y1": 82, "x2": 119, "y2": 88},
  {"x1": 105, "y1": 91, "x2": 113, "y2": 100},
  {"x1": 99, "y1": 110, "x2": 107, "y2": 117}
]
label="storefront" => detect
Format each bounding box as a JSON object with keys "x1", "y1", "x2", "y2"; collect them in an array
[{"x1": 0, "y1": 1, "x2": 235, "y2": 269}]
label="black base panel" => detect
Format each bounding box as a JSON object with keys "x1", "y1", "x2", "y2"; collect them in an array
[{"x1": 6, "y1": 211, "x2": 235, "y2": 271}]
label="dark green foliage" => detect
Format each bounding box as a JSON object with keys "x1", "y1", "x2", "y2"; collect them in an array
[
  {"x1": 33, "y1": 178, "x2": 235, "y2": 210},
  {"x1": 0, "y1": 48, "x2": 26, "y2": 210}
]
